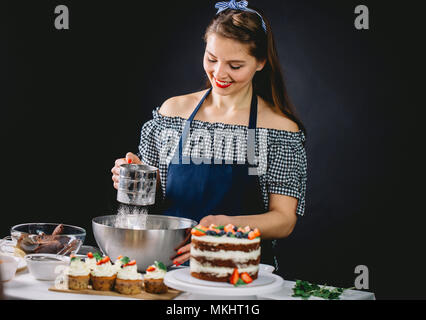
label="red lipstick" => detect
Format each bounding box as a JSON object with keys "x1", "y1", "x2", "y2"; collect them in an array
[{"x1": 214, "y1": 77, "x2": 232, "y2": 88}]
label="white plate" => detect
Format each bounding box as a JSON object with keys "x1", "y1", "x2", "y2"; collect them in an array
[
  {"x1": 164, "y1": 267, "x2": 284, "y2": 297},
  {"x1": 259, "y1": 263, "x2": 275, "y2": 273},
  {"x1": 173, "y1": 268, "x2": 275, "y2": 288}
]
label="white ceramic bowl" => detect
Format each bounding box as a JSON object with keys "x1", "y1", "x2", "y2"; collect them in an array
[
  {"x1": 0, "y1": 255, "x2": 19, "y2": 281},
  {"x1": 25, "y1": 254, "x2": 70, "y2": 281}
]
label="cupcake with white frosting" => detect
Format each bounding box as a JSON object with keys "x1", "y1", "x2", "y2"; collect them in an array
[
  {"x1": 68, "y1": 256, "x2": 91, "y2": 290},
  {"x1": 115, "y1": 256, "x2": 143, "y2": 295},
  {"x1": 113, "y1": 255, "x2": 124, "y2": 273},
  {"x1": 84, "y1": 252, "x2": 99, "y2": 272},
  {"x1": 144, "y1": 261, "x2": 168, "y2": 294},
  {"x1": 90, "y1": 256, "x2": 117, "y2": 291}
]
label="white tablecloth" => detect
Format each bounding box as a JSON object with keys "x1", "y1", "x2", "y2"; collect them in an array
[{"x1": 3, "y1": 268, "x2": 375, "y2": 300}]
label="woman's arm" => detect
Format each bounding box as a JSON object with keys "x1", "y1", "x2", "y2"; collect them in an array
[{"x1": 171, "y1": 194, "x2": 298, "y2": 265}]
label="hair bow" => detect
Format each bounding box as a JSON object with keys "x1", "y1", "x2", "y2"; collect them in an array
[{"x1": 214, "y1": 0, "x2": 267, "y2": 32}]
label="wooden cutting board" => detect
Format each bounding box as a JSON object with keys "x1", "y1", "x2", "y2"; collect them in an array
[{"x1": 49, "y1": 284, "x2": 181, "y2": 300}]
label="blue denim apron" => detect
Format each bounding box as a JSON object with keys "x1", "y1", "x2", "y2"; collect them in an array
[{"x1": 163, "y1": 88, "x2": 266, "y2": 222}]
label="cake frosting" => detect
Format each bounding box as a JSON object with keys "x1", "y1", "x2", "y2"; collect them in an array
[
  {"x1": 144, "y1": 262, "x2": 167, "y2": 279},
  {"x1": 85, "y1": 257, "x2": 97, "y2": 271},
  {"x1": 117, "y1": 264, "x2": 142, "y2": 280},
  {"x1": 113, "y1": 256, "x2": 124, "y2": 273},
  {"x1": 85, "y1": 252, "x2": 101, "y2": 271},
  {"x1": 68, "y1": 258, "x2": 90, "y2": 276},
  {"x1": 91, "y1": 260, "x2": 116, "y2": 277},
  {"x1": 116, "y1": 257, "x2": 142, "y2": 280},
  {"x1": 190, "y1": 224, "x2": 261, "y2": 282}
]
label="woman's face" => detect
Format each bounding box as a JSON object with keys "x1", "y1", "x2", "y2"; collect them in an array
[{"x1": 203, "y1": 33, "x2": 265, "y2": 95}]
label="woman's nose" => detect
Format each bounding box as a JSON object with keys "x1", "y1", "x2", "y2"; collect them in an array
[{"x1": 214, "y1": 62, "x2": 228, "y2": 80}]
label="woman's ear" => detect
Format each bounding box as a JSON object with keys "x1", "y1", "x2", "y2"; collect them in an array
[{"x1": 256, "y1": 59, "x2": 267, "y2": 72}]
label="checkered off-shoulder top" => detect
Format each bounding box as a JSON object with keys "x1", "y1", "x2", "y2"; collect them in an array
[{"x1": 136, "y1": 107, "x2": 307, "y2": 216}]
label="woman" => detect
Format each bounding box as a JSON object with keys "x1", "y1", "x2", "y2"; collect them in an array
[{"x1": 111, "y1": 1, "x2": 307, "y2": 266}]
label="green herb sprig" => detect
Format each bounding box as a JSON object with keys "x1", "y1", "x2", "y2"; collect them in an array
[
  {"x1": 120, "y1": 256, "x2": 130, "y2": 265},
  {"x1": 234, "y1": 278, "x2": 247, "y2": 287},
  {"x1": 292, "y1": 280, "x2": 354, "y2": 300},
  {"x1": 93, "y1": 252, "x2": 103, "y2": 261},
  {"x1": 154, "y1": 261, "x2": 167, "y2": 271}
]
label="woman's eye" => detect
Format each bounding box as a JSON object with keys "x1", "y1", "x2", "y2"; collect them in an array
[{"x1": 207, "y1": 57, "x2": 241, "y2": 70}]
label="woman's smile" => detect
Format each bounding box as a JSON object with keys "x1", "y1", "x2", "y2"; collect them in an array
[{"x1": 214, "y1": 77, "x2": 233, "y2": 88}]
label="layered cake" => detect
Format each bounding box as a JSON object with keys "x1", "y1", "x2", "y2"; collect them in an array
[{"x1": 190, "y1": 224, "x2": 261, "y2": 282}]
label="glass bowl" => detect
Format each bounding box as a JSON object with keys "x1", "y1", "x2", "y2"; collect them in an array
[{"x1": 10, "y1": 223, "x2": 86, "y2": 256}]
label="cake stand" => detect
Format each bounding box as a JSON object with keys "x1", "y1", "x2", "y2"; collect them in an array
[{"x1": 164, "y1": 265, "x2": 284, "y2": 299}]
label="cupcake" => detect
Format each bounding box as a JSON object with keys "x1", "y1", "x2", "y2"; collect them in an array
[
  {"x1": 113, "y1": 255, "x2": 124, "y2": 273},
  {"x1": 68, "y1": 256, "x2": 91, "y2": 290},
  {"x1": 144, "y1": 261, "x2": 168, "y2": 294},
  {"x1": 84, "y1": 252, "x2": 99, "y2": 272},
  {"x1": 115, "y1": 257, "x2": 143, "y2": 295},
  {"x1": 90, "y1": 256, "x2": 117, "y2": 291}
]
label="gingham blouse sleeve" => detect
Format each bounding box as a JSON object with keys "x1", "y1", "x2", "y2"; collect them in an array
[
  {"x1": 266, "y1": 131, "x2": 307, "y2": 216},
  {"x1": 137, "y1": 116, "x2": 161, "y2": 168}
]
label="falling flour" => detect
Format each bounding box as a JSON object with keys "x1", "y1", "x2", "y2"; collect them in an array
[{"x1": 114, "y1": 204, "x2": 149, "y2": 230}]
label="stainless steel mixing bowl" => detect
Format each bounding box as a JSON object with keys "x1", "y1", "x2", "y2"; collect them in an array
[{"x1": 92, "y1": 215, "x2": 197, "y2": 271}]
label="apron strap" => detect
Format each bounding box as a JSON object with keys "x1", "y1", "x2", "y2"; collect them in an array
[
  {"x1": 247, "y1": 89, "x2": 258, "y2": 166},
  {"x1": 248, "y1": 89, "x2": 258, "y2": 130},
  {"x1": 188, "y1": 88, "x2": 212, "y2": 122},
  {"x1": 177, "y1": 88, "x2": 212, "y2": 162}
]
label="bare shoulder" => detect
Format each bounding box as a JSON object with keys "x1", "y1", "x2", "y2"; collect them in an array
[
  {"x1": 257, "y1": 97, "x2": 300, "y2": 132},
  {"x1": 158, "y1": 90, "x2": 208, "y2": 119}
]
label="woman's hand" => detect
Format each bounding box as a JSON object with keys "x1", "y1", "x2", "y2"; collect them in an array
[
  {"x1": 199, "y1": 215, "x2": 230, "y2": 227},
  {"x1": 171, "y1": 215, "x2": 231, "y2": 266},
  {"x1": 111, "y1": 152, "x2": 142, "y2": 190},
  {"x1": 170, "y1": 228, "x2": 192, "y2": 266},
  {"x1": 172, "y1": 243, "x2": 191, "y2": 266}
]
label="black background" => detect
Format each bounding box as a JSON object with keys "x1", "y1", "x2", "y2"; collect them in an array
[{"x1": 1, "y1": 0, "x2": 425, "y2": 299}]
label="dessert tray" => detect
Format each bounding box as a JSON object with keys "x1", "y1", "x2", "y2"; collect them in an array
[
  {"x1": 164, "y1": 265, "x2": 283, "y2": 297},
  {"x1": 49, "y1": 281, "x2": 181, "y2": 300}
]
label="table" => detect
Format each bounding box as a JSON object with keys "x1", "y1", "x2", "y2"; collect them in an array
[{"x1": 3, "y1": 268, "x2": 375, "y2": 300}]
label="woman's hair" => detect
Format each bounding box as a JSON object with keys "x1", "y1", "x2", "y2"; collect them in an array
[{"x1": 204, "y1": 8, "x2": 306, "y2": 134}]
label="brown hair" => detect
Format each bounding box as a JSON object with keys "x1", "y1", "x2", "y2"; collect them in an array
[{"x1": 204, "y1": 8, "x2": 306, "y2": 134}]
